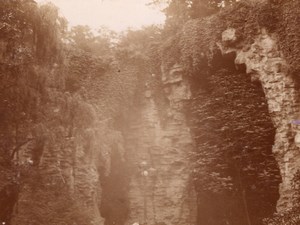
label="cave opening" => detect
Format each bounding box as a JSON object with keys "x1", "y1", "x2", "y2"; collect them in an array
[
  {"x1": 99, "y1": 141, "x2": 130, "y2": 225},
  {"x1": 187, "y1": 50, "x2": 282, "y2": 225}
]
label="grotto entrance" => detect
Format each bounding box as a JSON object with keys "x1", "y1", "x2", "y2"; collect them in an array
[{"x1": 187, "y1": 51, "x2": 282, "y2": 225}]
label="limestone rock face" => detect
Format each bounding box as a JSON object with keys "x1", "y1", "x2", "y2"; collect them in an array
[
  {"x1": 125, "y1": 64, "x2": 197, "y2": 225},
  {"x1": 220, "y1": 28, "x2": 300, "y2": 211},
  {"x1": 222, "y1": 28, "x2": 237, "y2": 45}
]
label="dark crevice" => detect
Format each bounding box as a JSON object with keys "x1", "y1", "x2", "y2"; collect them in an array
[{"x1": 99, "y1": 143, "x2": 130, "y2": 225}]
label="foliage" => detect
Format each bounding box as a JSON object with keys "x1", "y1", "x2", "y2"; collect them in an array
[
  {"x1": 115, "y1": 25, "x2": 162, "y2": 63},
  {"x1": 156, "y1": 0, "x2": 300, "y2": 224},
  {"x1": 177, "y1": 1, "x2": 276, "y2": 76},
  {"x1": 67, "y1": 25, "x2": 115, "y2": 58},
  {"x1": 0, "y1": 0, "x2": 65, "y2": 64},
  {"x1": 1, "y1": 0, "x2": 298, "y2": 224},
  {"x1": 175, "y1": 0, "x2": 299, "y2": 79},
  {"x1": 0, "y1": 1, "x2": 120, "y2": 224},
  {"x1": 157, "y1": 2, "x2": 290, "y2": 224},
  {"x1": 34, "y1": 2, "x2": 67, "y2": 63},
  {"x1": 11, "y1": 174, "x2": 100, "y2": 225},
  {"x1": 151, "y1": 0, "x2": 239, "y2": 18},
  {"x1": 157, "y1": 2, "x2": 300, "y2": 224},
  {"x1": 187, "y1": 66, "x2": 280, "y2": 225},
  {"x1": 0, "y1": 1, "x2": 68, "y2": 223},
  {"x1": 0, "y1": 0, "x2": 66, "y2": 165},
  {"x1": 275, "y1": 0, "x2": 300, "y2": 82},
  {"x1": 150, "y1": 0, "x2": 239, "y2": 35}
]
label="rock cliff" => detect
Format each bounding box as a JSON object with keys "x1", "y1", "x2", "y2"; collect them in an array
[
  {"x1": 1, "y1": 1, "x2": 300, "y2": 225},
  {"x1": 125, "y1": 64, "x2": 197, "y2": 225}
]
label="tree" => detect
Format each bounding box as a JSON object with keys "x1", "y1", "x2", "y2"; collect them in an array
[
  {"x1": 67, "y1": 25, "x2": 115, "y2": 57},
  {"x1": 150, "y1": 0, "x2": 239, "y2": 33},
  {"x1": 115, "y1": 25, "x2": 162, "y2": 62},
  {"x1": 0, "y1": 1, "x2": 67, "y2": 224}
]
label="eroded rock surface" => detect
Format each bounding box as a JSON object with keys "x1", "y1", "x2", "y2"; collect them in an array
[{"x1": 125, "y1": 64, "x2": 197, "y2": 225}]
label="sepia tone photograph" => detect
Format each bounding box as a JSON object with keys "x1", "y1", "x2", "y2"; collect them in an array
[{"x1": 0, "y1": 0, "x2": 299, "y2": 224}]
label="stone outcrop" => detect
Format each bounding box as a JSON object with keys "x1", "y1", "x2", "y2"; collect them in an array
[
  {"x1": 125, "y1": 64, "x2": 197, "y2": 225},
  {"x1": 219, "y1": 27, "x2": 300, "y2": 211},
  {"x1": 9, "y1": 56, "x2": 109, "y2": 225},
  {"x1": 2, "y1": 1, "x2": 300, "y2": 224}
]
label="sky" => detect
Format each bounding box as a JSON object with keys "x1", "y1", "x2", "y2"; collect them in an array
[{"x1": 36, "y1": 0, "x2": 166, "y2": 32}]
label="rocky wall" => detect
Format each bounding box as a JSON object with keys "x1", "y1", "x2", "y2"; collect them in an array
[{"x1": 124, "y1": 64, "x2": 197, "y2": 225}]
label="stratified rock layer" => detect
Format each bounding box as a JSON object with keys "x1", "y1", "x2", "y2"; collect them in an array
[{"x1": 125, "y1": 64, "x2": 197, "y2": 225}]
